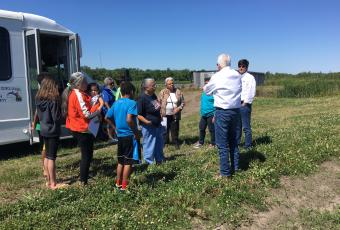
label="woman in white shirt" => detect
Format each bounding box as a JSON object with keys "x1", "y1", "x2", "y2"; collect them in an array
[{"x1": 159, "y1": 77, "x2": 185, "y2": 149}]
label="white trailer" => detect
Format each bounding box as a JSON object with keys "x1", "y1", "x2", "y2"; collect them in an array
[{"x1": 0, "y1": 9, "x2": 82, "y2": 145}]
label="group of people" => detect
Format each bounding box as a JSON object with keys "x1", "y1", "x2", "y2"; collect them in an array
[
  {"x1": 32, "y1": 71, "x2": 186, "y2": 190},
  {"x1": 32, "y1": 53, "x2": 256, "y2": 190}
]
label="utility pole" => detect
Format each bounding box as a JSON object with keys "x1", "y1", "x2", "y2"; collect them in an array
[{"x1": 99, "y1": 52, "x2": 103, "y2": 68}]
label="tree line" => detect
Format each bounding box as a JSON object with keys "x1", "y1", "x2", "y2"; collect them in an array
[
  {"x1": 81, "y1": 66, "x2": 193, "y2": 83},
  {"x1": 81, "y1": 66, "x2": 340, "y2": 84},
  {"x1": 265, "y1": 71, "x2": 340, "y2": 79}
]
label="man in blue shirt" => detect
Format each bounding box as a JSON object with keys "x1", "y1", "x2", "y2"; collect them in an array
[
  {"x1": 105, "y1": 82, "x2": 139, "y2": 191},
  {"x1": 193, "y1": 77, "x2": 215, "y2": 148}
]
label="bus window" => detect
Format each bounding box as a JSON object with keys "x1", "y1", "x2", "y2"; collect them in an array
[{"x1": 0, "y1": 27, "x2": 12, "y2": 81}]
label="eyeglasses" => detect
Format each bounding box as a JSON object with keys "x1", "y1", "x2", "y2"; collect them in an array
[{"x1": 238, "y1": 65, "x2": 246, "y2": 68}]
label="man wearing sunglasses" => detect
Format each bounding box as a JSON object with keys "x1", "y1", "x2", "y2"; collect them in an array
[{"x1": 237, "y1": 59, "x2": 256, "y2": 149}]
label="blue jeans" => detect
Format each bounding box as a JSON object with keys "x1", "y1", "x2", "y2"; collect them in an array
[
  {"x1": 215, "y1": 108, "x2": 240, "y2": 176},
  {"x1": 141, "y1": 125, "x2": 164, "y2": 164},
  {"x1": 237, "y1": 104, "x2": 252, "y2": 148}
]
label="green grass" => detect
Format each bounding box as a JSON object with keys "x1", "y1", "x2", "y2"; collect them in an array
[
  {"x1": 297, "y1": 206, "x2": 340, "y2": 229},
  {"x1": 277, "y1": 79, "x2": 340, "y2": 98},
  {"x1": 260, "y1": 74, "x2": 340, "y2": 98},
  {"x1": 276, "y1": 206, "x2": 340, "y2": 229},
  {"x1": 1, "y1": 94, "x2": 340, "y2": 229}
]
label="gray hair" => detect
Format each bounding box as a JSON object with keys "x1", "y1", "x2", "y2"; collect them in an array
[
  {"x1": 104, "y1": 77, "x2": 113, "y2": 86},
  {"x1": 142, "y1": 78, "x2": 155, "y2": 89},
  {"x1": 69, "y1": 72, "x2": 85, "y2": 88},
  {"x1": 165, "y1": 77, "x2": 174, "y2": 85},
  {"x1": 61, "y1": 72, "x2": 85, "y2": 117},
  {"x1": 217, "y1": 53, "x2": 231, "y2": 68}
]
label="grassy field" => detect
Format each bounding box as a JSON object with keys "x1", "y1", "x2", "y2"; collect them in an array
[
  {"x1": 1, "y1": 82, "x2": 340, "y2": 229},
  {"x1": 257, "y1": 74, "x2": 340, "y2": 98}
]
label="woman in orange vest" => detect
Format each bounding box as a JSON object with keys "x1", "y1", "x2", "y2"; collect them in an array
[{"x1": 62, "y1": 72, "x2": 100, "y2": 185}]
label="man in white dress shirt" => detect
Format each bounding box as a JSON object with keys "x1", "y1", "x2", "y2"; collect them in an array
[
  {"x1": 203, "y1": 54, "x2": 242, "y2": 178},
  {"x1": 237, "y1": 59, "x2": 256, "y2": 149}
]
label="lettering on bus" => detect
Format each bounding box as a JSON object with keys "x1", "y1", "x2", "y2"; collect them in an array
[{"x1": 0, "y1": 86, "x2": 23, "y2": 103}]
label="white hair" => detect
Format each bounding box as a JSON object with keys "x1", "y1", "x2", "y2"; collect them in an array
[
  {"x1": 142, "y1": 78, "x2": 155, "y2": 89},
  {"x1": 70, "y1": 72, "x2": 85, "y2": 88},
  {"x1": 104, "y1": 77, "x2": 113, "y2": 86},
  {"x1": 165, "y1": 77, "x2": 174, "y2": 85},
  {"x1": 217, "y1": 53, "x2": 231, "y2": 68}
]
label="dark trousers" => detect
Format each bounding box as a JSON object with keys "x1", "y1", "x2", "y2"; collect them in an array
[
  {"x1": 236, "y1": 104, "x2": 252, "y2": 148},
  {"x1": 199, "y1": 116, "x2": 215, "y2": 145},
  {"x1": 72, "y1": 132, "x2": 94, "y2": 184},
  {"x1": 165, "y1": 115, "x2": 180, "y2": 145}
]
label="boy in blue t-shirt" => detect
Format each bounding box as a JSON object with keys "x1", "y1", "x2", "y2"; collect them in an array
[
  {"x1": 193, "y1": 77, "x2": 215, "y2": 149},
  {"x1": 105, "y1": 82, "x2": 139, "y2": 191}
]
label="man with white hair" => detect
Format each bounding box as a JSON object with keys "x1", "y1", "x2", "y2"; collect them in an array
[{"x1": 203, "y1": 54, "x2": 242, "y2": 179}]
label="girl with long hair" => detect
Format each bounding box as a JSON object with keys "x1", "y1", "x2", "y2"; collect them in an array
[{"x1": 36, "y1": 76, "x2": 66, "y2": 189}]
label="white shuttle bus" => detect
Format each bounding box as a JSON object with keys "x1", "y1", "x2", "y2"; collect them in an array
[{"x1": 0, "y1": 9, "x2": 81, "y2": 145}]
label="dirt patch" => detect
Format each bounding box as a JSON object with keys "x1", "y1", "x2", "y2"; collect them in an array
[
  {"x1": 232, "y1": 159, "x2": 340, "y2": 230},
  {"x1": 181, "y1": 89, "x2": 201, "y2": 118},
  {"x1": 214, "y1": 159, "x2": 340, "y2": 230}
]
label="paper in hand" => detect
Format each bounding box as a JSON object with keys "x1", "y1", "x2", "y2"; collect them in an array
[{"x1": 88, "y1": 116, "x2": 100, "y2": 137}]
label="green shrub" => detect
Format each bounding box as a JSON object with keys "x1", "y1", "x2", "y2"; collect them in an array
[
  {"x1": 261, "y1": 72, "x2": 340, "y2": 98},
  {"x1": 277, "y1": 79, "x2": 340, "y2": 97}
]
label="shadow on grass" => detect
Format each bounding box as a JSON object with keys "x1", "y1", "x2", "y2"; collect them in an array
[
  {"x1": 60, "y1": 158, "x2": 116, "y2": 185},
  {"x1": 239, "y1": 149, "x2": 266, "y2": 171},
  {"x1": 0, "y1": 142, "x2": 37, "y2": 160},
  {"x1": 59, "y1": 175, "x2": 79, "y2": 185},
  {"x1": 134, "y1": 163, "x2": 149, "y2": 174},
  {"x1": 253, "y1": 135, "x2": 272, "y2": 147},
  {"x1": 0, "y1": 139, "x2": 79, "y2": 161},
  {"x1": 144, "y1": 171, "x2": 177, "y2": 186},
  {"x1": 91, "y1": 157, "x2": 116, "y2": 177},
  {"x1": 62, "y1": 156, "x2": 116, "y2": 179},
  {"x1": 180, "y1": 136, "x2": 199, "y2": 145},
  {"x1": 164, "y1": 153, "x2": 186, "y2": 162}
]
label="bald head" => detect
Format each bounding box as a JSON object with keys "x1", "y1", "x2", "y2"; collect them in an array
[{"x1": 217, "y1": 53, "x2": 231, "y2": 69}]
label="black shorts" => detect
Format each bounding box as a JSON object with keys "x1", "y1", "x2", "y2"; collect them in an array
[
  {"x1": 117, "y1": 136, "x2": 134, "y2": 165},
  {"x1": 43, "y1": 137, "x2": 59, "y2": 160}
]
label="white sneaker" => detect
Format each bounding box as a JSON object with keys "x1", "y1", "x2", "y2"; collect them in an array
[
  {"x1": 193, "y1": 142, "x2": 203, "y2": 149},
  {"x1": 109, "y1": 138, "x2": 118, "y2": 144}
]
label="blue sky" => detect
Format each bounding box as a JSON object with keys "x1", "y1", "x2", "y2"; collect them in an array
[{"x1": 1, "y1": 0, "x2": 339, "y2": 73}]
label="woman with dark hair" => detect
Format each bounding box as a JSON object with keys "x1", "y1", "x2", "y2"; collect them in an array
[
  {"x1": 62, "y1": 72, "x2": 100, "y2": 185},
  {"x1": 36, "y1": 77, "x2": 66, "y2": 189}
]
